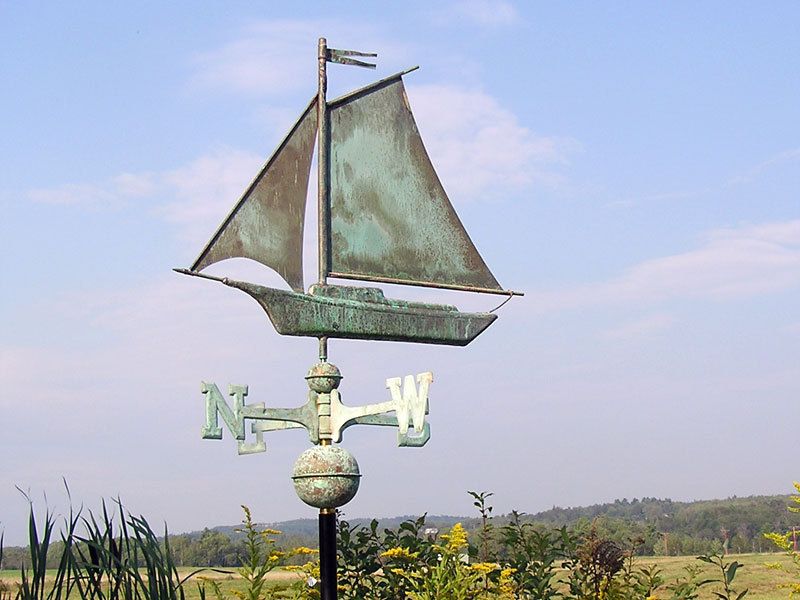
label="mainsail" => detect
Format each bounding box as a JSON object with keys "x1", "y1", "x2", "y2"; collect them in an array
[
  {"x1": 190, "y1": 97, "x2": 318, "y2": 292},
  {"x1": 327, "y1": 73, "x2": 503, "y2": 294}
]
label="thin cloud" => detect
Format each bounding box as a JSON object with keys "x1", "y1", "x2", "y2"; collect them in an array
[
  {"x1": 601, "y1": 313, "x2": 677, "y2": 340},
  {"x1": 430, "y1": 1, "x2": 521, "y2": 27},
  {"x1": 408, "y1": 84, "x2": 579, "y2": 201},
  {"x1": 27, "y1": 86, "x2": 576, "y2": 246},
  {"x1": 190, "y1": 20, "x2": 408, "y2": 97},
  {"x1": 191, "y1": 20, "x2": 321, "y2": 97},
  {"x1": 158, "y1": 147, "x2": 265, "y2": 245},
  {"x1": 604, "y1": 189, "x2": 700, "y2": 210},
  {"x1": 728, "y1": 147, "x2": 800, "y2": 186},
  {"x1": 24, "y1": 148, "x2": 264, "y2": 248},
  {"x1": 28, "y1": 182, "x2": 116, "y2": 207},
  {"x1": 27, "y1": 173, "x2": 156, "y2": 208},
  {"x1": 529, "y1": 219, "x2": 800, "y2": 312}
]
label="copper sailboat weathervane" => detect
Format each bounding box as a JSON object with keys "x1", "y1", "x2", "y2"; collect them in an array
[
  {"x1": 176, "y1": 38, "x2": 521, "y2": 600},
  {"x1": 176, "y1": 44, "x2": 521, "y2": 346}
]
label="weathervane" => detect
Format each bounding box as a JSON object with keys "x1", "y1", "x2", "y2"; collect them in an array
[
  {"x1": 200, "y1": 369, "x2": 433, "y2": 454},
  {"x1": 177, "y1": 37, "x2": 521, "y2": 600}
]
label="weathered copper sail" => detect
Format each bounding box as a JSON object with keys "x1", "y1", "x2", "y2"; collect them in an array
[
  {"x1": 191, "y1": 97, "x2": 318, "y2": 292},
  {"x1": 327, "y1": 74, "x2": 503, "y2": 294}
]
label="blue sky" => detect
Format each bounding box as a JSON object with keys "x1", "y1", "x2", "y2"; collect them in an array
[{"x1": 1, "y1": 1, "x2": 799, "y2": 545}]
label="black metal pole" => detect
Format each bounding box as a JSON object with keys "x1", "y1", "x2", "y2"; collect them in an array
[{"x1": 319, "y1": 509, "x2": 337, "y2": 600}]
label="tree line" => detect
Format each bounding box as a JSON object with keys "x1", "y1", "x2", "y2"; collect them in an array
[
  {"x1": 514, "y1": 494, "x2": 800, "y2": 555},
  {"x1": 2, "y1": 493, "x2": 797, "y2": 569}
]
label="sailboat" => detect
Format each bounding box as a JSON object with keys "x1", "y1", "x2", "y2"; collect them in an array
[{"x1": 176, "y1": 40, "x2": 521, "y2": 347}]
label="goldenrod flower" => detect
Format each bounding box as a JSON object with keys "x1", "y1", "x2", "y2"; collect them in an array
[
  {"x1": 381, "y1": 546, "x2": 419, "y2": 561},
  {"x1": 499, "y1": 567, "x2": 517, "y2": 596},
  {"x1": 469, "y1": 562, "x2": 499, "y2": 574},
  {"x1": 764, "y1": 532, "x2": 792, "y2": 551},
  {"x1": 440, "y1": 523, "x2": 468, "y2": 551},
  {"x1": 283, "y1": 565, "x2": 303, "y2": 572}
]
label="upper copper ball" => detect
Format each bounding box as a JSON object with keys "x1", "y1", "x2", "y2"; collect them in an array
[{"x1": 305, "y1": 362, "x2": 342, "y2": 393}]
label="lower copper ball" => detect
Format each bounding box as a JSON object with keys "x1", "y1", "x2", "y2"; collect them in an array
[{"x1": 292, "y1": 445, "x2": 361, "y2": 509}]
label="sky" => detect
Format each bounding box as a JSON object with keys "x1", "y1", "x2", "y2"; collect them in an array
[{"x1": 1, "y1": 1, "x2": 799, "y2": 545}]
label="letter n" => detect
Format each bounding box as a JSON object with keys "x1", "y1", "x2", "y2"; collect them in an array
[{"x1": 201, "y1": 383, "x2": 248, "y2": 440}]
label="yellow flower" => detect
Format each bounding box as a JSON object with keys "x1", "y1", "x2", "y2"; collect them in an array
[
  {"x1": 764, "y1": 532, "x2": 792, "y2": 551},
  {"x1": 292, "y1": 546, "x2": 318, "y2": 555},
  {"x1": 440, "y1": 523, "x2": 468, "y2": 551},
  {"x1": 498, "y1": 567, "x2": 517, "y2": 597},
  {"x1": 470, "y1": 562, "x2": 499, "y2": 574},
  {"x1": 390, "y1": 567, "x2": 421, "y2": 580},
  {"x1": 283, "y1": 565, "x2": 304, "y2": 572},
  {"x1": 380, "y1": 546, "x2": 419, "y2": 561}
]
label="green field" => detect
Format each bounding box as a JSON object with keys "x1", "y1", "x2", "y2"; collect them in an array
[
  {"x1": 639, "y1": 553, "x2": 797, "y2": 600},
  {"x1": 2, "y1": 553, "x2": 798, "y2": 599},
  {"x1": 0, "y1": 567, "x2": 305, "y2": 600}
]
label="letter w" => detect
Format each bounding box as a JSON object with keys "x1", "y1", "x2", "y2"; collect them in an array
[
  {"x1": 201, "y1": 383, "x2": 248, "y2": 440},
  {"x1": 386, "y1": 373, "x2": 432, "y2": 435}
]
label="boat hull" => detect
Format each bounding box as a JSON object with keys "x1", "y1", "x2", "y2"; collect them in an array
[{"x1": 223, "y1": 279, "x2": 497, "y2": 346}]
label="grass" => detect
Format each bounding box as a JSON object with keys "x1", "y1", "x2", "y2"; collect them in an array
[
  {"x1": 0, "y1": 568, "x2": 304, "y2": 600},
  {"x1": 2, "y1": 553, "x2": 798, "y2": 599},
  {"x1": 633, "y1": 553, "x2": 797, "y2": 600}
]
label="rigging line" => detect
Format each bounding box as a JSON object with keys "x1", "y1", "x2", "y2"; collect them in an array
[{"x1": 490, "y1": 292, "x2": 515, "y2": 313}]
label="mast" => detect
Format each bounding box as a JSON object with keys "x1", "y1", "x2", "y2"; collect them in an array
[
  {"x1": 317, "y1": 37, "x2": 330, "y2": 289},
  {"x1": 317, "y1": 38, "x2": 330, "y2": 363},
  {"x1": 317, "y1": 39, "x2": 379, "y2": 362}
]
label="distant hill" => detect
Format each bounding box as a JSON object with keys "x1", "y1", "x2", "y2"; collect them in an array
[
  {"x1": 506, "y1": 494, "x2": 799, "y2": 555},
  {"x1": 528, "y1": 494, "x2": 796, "y2": 532},
  {"x1": 4, "y1": 494, "x2": 798, "y2": 568},
  {"x1": 198, "y1": 514, "x2": 465, "y2": 540},
  {"x1": 192, "y1": 493, "x2": 799, "y2": 556}
]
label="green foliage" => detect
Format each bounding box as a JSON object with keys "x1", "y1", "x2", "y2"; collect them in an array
[
  {"x1": 171, "y1": 530, "x2": 241, "y2": 568},
  {"x1": 336, "y1": 513, "x2": 443, "y2": 600},
  {"x1": 468, "y1": 491, "x2": 495, "y2": 563},
  {"x1": 763, "y1": 482, "x2": 800, "y2": 598},
  {"x1": 392, "y1": 524, "x2": 487, "y2": 600},
  {"x1": 566, "y1": 527, "x2": 626, "y2": 600},
  {"x1": 666, "y1": 564, "x2": 706, "y2": 600},
  {"x1": 203, "y1": 506, "x2": 285, "y2": 600},
  {"x1": 4, "y1": 495, "x2": 206, "y2": 600},
  {"x1": 695, "y1": 552, "x2": 748, "y2": 600},
  {"x1": 336, "y1": 517, "x2": 384, "y2": 599},
  {"x1": 1, "y1": 487, "x2": 791, "y2": 600},
  {"x1": 635, "y1": 562, "x2": 666, "y2": 597},
  {"x1": 0, "y1": 534, "x2": 9, "y2": 600},
  {"x1": 331, "y1": 490, "x2": 768, "y2": 600},
  {"x1": 530, "y1": 495, "x2": 796, "y2": 555},
  {"x1": 497, "y1": 510, "x2": 575, "y2": 600},
  {"x1": 17, "y1": 502, "x2": 77, "y2": 600}
]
